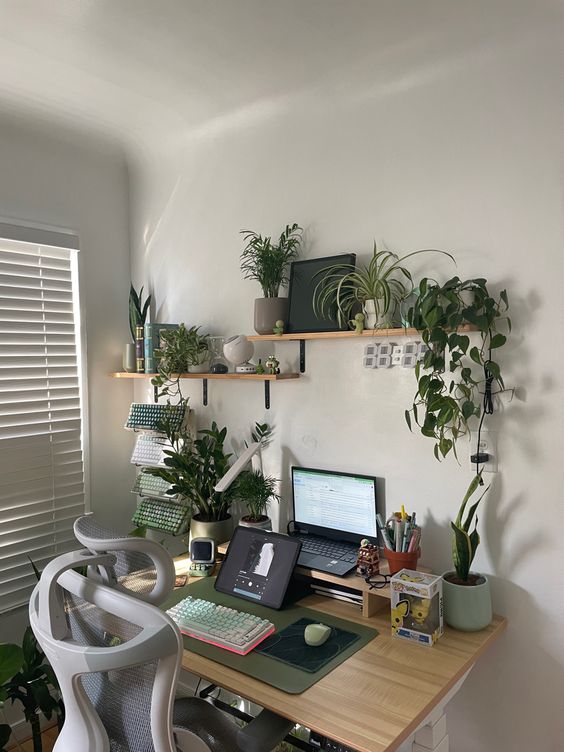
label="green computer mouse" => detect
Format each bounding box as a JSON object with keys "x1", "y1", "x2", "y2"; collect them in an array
[{"x1": 304, "y1": 623, "x2": 332, "y2": 647}]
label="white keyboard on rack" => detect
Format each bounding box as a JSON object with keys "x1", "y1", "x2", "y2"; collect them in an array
[{"x1": 166, "y1": 596, "x2": 275, "y2": 655}]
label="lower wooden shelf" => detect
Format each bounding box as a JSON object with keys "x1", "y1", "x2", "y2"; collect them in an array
[{"x1": 109, "y1": 371, "x2": 299, "y2": 409}]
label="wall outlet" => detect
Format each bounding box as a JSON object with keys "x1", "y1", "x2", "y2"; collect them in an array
[{"x1": 469, "y1": 429, "x2": 497, "y2": 473}]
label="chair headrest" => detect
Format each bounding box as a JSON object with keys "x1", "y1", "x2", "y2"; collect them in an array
[{"x1": 73, "y1": 515, "x2": 175, "y2": 606}]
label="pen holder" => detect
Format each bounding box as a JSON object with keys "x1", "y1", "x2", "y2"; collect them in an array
[{"x1": 383, "y1": 548, "x2": 420, "y2": 575}]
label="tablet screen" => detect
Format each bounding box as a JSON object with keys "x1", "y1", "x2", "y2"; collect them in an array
[{"x1": 215, "y1": 527, "x2": 302, "y2": 610}]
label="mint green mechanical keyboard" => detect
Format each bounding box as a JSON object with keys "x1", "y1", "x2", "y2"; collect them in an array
[
  {"x1": 132, "y1": 498, "x2": 190, "y2": 535},
  {"x1": 132, "y1": 470, "x2": 178, "y2": 500},
  {"x1": 125, "y1": 402, "x2": 186, "y2": 432},
  {"x1": 166, "y1": 597, "x2": 275, "y2": 655}
]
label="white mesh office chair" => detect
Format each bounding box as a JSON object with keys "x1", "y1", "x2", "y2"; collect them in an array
[{"x1": 29, "y1": 516, "x2": 293, "y2": 752}]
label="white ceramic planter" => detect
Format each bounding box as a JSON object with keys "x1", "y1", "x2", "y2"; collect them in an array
[
  {"x1": 442, "y1": 572, "x2": 492, "y2": 631},
  {"x1": 363, "y1": 298, "x2": 390, "y2": 329},
  {"x1": 238, "y1": 516, "x2": 272, "y2": 531}
]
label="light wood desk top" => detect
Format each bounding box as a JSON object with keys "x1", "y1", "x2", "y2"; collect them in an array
[{"x1": 181, "y1": 592, "x2": 506, "y2": 752}]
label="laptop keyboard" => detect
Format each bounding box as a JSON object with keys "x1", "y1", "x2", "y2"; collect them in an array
[{"x1": 297, "y1": 536, "x2": 358, "y2": 563}]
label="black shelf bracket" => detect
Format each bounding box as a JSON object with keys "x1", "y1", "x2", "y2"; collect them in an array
[
  {"x1": 264, "y1": 381, "x2": 270, "y2": 410},
  {"x1": 153, "y1": 384, "x2": 158, "y2": 403},
  {"x1": 299, "y1": 339, "x2": 306, "y2": 373},
  {"x1": 202, "y1": 378, "x2": 208, "y2": 406}
]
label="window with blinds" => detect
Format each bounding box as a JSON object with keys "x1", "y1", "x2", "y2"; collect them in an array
[{"x1": 0, "y1": 236, "x2": 86, "y2": 613}]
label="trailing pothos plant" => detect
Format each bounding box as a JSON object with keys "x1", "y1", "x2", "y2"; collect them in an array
[{"x1": 404, "y1": 276, "x2": 510, "y2": 460}]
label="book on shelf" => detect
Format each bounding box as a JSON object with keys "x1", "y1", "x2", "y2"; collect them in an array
[
  {"x1": 144, "y1": 323, "x2": 178, "y2": 374},
  {"x1": 135, "y1": 325, "x2": 144, "y2": 373}
]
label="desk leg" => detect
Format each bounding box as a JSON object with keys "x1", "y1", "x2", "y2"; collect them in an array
[
  {"x1": 407, "y1": 666, "x2": 473, "y2": 752},
  {"x1": 412, "y1": 712, "x2": 448, "y2": 752}
]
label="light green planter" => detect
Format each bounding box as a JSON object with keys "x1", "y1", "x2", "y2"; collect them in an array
[
  {"x1": 443, "y1": 572, "x2": 492, "y2": 631},
  {"x1": 189, "y1": 514, "x2": 232, "y2": 547}
]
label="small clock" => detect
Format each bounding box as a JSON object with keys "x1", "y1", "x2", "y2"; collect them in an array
[{"x1": 189, "y1": 538, "x2": 215, "y2": 577}]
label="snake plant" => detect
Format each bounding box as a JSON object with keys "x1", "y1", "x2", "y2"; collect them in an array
[{"x1": 451, "y1": 473, "x2": 489, "y2": 582}]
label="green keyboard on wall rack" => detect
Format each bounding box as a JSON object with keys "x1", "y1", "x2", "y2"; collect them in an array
[{"x1": 132, "y1": 498, "x2": 191, "y2": 535}]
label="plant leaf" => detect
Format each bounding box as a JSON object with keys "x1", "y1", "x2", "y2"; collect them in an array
[{"x1": 0, "y1": 645, "x2": 24, "y2": 684}]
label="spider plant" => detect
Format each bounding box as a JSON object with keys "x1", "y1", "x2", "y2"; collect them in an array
[
  {"x1": 240, "y1": 223, "x2": 302, "y2": 297},
  {"x1": 313, "y1": 244, "x2": 454, "y2": 329}
]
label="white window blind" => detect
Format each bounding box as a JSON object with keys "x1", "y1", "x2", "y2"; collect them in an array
[{"x1": 0, "y1": 236, "x2": 85, "y2": 612}]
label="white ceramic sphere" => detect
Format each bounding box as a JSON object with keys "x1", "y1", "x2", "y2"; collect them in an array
[{"x1": 223, "y1": 335, "x2": 254, "y2": 365}]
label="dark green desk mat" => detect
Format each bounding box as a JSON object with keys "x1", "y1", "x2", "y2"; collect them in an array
[{"x1": 162, "y1": 577, "x2": 378, "y2": 694}]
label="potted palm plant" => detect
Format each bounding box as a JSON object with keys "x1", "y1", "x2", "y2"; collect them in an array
[
  {"x1": 240, "y1": 223, "x2": 302, "y2": 334},
  {"x1": 313, "y1": 244, "x2": 453, "y2": 329},
  {"x1": 236, "y1": 470, "x2": 281, "y2": 531},
  {"x1": 147, "y1": 419, "x2": 235, "y2": 546},
  {"x1": 443, "y1": 473, "x2": 493, "y2": 631}
]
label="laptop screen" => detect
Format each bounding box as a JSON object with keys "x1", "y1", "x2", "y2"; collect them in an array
[{"x1": 292, "y1": 467, "x2": 377, "y2": 539}]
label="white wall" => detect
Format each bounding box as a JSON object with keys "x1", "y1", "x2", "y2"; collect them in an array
[
  {"x1": 129, "y1": 12, "x2": 564, "y2": 751},
  {"x1": 0, "y1": 115, "x2": 133, "y2": 644}
]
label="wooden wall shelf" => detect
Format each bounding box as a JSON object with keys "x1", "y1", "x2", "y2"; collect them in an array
[
  {"x1": 109, "y1": 372, "x2": 298, "y2": 381},
  {"x1": 248, "y1": 325, "x2": 475, "y2": 373},
  {"x1": 109, "y1": 371, "x2": 299, "y2": 409},
  {"x1": 248, "y1": 324, "x2": 475, "y2": 342}
]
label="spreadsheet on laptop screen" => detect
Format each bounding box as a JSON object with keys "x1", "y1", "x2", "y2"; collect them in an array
[{"x1": 293, "y1": 468, "x2": 377, "y2": 537}]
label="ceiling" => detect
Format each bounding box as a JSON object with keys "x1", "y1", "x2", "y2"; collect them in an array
[{"x1": 0, "y1": 0, "x2": 562, "y2": 156}]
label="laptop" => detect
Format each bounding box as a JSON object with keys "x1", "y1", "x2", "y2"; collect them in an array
[{"x1": 291, "y1": 466, "x2": 378, "y2": 576}]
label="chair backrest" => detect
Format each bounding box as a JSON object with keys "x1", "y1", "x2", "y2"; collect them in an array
[
  {"x1": 29, "y1": 541, "x2": 181, "y2": 751},
  {"x1": 73, "y1": 515, "x2": 175, "y2": 606}
]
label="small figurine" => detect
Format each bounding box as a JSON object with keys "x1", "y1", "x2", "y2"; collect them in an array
[
  {"x1": 350, "y1": 312, "x2": 365, "y2": 334},
  {"x1": 265, "y1": 355, "x2": 280, "y2": 375},
  {"x1": 273, "y1": 319, "x2": 285, "y2": 336},
  {"x1": 356, "y1": 537, "x2": 380, "y2": 577},
  {"x1": 409, "y1": 597, "x2": 431, "y2": 626},
  {"x1": 255, "y1": 359, "x2": 265, "y2": 375},
  {"x1": 391, "y1": 600, "x2": 409, "y2": 634}
]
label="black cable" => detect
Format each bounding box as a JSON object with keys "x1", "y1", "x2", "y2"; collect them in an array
[{"x1": 475, "y1": 352, "x2": 495, "y2": 484}]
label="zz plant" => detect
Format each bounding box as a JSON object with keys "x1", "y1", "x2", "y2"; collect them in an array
[
  {"x1": 450, "y1": 473, "x2": 489, "y2": 583},
  {"x1": 404, "y1": 276, "x2": 510, "y2": 460}
]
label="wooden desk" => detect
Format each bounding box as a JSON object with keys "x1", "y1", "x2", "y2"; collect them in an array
[{"x1": 180, "y1": 592, "x2": 506, "y2": 752}]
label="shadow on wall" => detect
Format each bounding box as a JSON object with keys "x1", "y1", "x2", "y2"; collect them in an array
[{"x1": 446, "y1": 577, "x2": 564, "y2": 750}]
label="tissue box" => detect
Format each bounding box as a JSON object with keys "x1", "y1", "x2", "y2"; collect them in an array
[{"x1": 390, "y1": 569, "x2": 443, "y2": 646}]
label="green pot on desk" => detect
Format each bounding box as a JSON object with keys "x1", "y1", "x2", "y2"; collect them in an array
[{"x1": 442, "y1": 572, "x2": 492, "y2": 631}]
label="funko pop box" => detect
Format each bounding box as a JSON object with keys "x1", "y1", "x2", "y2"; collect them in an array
[{"x1": 390, "y1": 569, "x2": 444, "y2": 646}]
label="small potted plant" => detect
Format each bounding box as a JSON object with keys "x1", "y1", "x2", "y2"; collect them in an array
[
  {"x1": 151, "y1": 324, "x2": 210, "y2": 400},
  {"x1": 313, "y1": 244, "x2": 453, "y2": 329},
  {"x1": 125, "y1": 284, "x2": 151, "y2": 371},
  {"x1": 240, "y1": 223, "x2": 302, "y2": 334},
  {"x1": 236, "y1": 469, "x2": 281, "y2": 531},
  {"x1": 443, "y1": 473, "x2": 493, "y2": 631}
]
